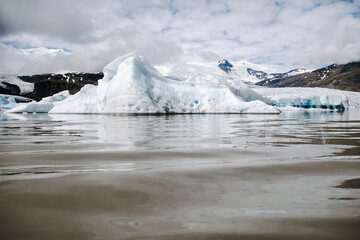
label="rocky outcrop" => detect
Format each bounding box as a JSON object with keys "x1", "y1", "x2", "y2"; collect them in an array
[
  {"x1": 0, "y1": 82, "x2": 21, "y2": 95},
  {"x1": 19, "y1": 72, "x2": 103, "y2": 101},
  {"x1": 256, "y1": 61, "x2": 360, "y2": 92}
]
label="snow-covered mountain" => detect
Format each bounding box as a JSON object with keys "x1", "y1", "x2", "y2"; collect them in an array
[
  {"x1": 245, "y1": 67, "x2": 311, "y2": 82},
  {"x1": 257, "y1": 61, "x2": 360, "y2": 92},
  {"x1": 16, "y1": 47, "x2": 71, "y2": 57},
  {"x1": 155, "y1": 59, "x2": 309, "y2": 84}
]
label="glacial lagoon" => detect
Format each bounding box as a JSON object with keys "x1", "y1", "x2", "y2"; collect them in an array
[{"x1": 0, "y1": 110, "x2": 359, "y2": 239}]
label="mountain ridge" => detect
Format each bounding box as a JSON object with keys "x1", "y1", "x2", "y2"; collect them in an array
[
  {"x1": 0, "y1": 72, "x2": 103, "y2": 101},
  {"x1": 0, "y1": 59, "x2": 359, "y2": 103},
  {"x1": 256, "y1": 61, "x2": 360, "y2": 92}
]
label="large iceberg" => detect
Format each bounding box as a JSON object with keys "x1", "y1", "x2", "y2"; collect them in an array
[{"x1": 47, "y1": 53, "x2": 279, "y2": 114}]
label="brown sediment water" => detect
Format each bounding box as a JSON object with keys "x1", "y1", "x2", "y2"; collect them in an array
[{"x1": 0, "y1": 111, "x2": 359, "y2": 239}]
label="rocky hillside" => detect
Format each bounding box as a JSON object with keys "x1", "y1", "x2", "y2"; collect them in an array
[
  {"x1": 0, "y1": 72, "x2": 103, "y2": 101},
  {"x1": 256, "y1": 61, "x2": 360, "y2": 92}
]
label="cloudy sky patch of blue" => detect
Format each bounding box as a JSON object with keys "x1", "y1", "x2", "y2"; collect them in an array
[{"x1": 0, "y1": 0, "x2": 359, "y2": 73}]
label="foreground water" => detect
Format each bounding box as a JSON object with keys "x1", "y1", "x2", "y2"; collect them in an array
[{"x1": 0, "y1": 110, "x2": 359, "y2": 239}]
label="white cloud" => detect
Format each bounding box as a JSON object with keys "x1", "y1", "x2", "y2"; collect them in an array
[
  {"x1": 310, "y1": 42, "x2": 360, "y2": 65},
  {"x1": 0, "y1": 0, "x2": 359, "y2": 73}
]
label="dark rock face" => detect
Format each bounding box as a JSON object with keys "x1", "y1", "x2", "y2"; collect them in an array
[
  {"x1": 247, "y1": 68, "x2": 308, "y2": 82},
  {"x1": 18, "y1": 72, "x2": 103, "y2": 84},
  {"x1": 19, "y1": 72, "x2": 103, "y2": 101},
  {"x1": 218, "y1": 59, "x2": 233, "y2": 73},
  {"x1": 0, "y1": 82, "x2": 21, "y2": 95},
  {"x1": 256, "y1": 61, "x2": 360, "y2": 92},
  {"x1": 247, "y1": 68, "x2": 268, "y2": 80}
]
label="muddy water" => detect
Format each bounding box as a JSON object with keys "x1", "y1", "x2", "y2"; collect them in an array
[{"x1": 0, "y1": 110, "x2": 359, "y2": 239}]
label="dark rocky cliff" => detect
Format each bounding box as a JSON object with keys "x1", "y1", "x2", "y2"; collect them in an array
[{"x1": 19, "y1": 72, "x2": 103, "y2": 101}]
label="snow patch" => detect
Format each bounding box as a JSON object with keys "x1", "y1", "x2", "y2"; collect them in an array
[{"x1": 0, "y1": 74, "x2": 34, "y2": 94}]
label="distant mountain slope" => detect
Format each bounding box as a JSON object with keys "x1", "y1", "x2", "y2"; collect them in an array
[
  {"x1": 256, "y1": 61, "x2": 360, "y2": 92},
  {"x1": 245, "y1": 67, "x2": 311, "y2": 82},
  {"x1": 0, "y1": 75, "x2": 34, "y2": 95},
  {"x1": 155, "y1": 59, "x2": 295, "y2": 85},
  {"x1": 217, "y1": 59, "x2": 293, "y2": 84},
  {"x1": 0, "y1": 73, "x2": 103, "y2": 101}
]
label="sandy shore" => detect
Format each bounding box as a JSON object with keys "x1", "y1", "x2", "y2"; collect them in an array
[{"x1": 1, "y1": 160, "x2": 359, "y2": 240}]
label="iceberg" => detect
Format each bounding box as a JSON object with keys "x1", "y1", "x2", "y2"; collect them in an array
[
  {"x1": 7, "y1": 90, "x2": 69, "y2": 113},
  {"x1": 47, "y1": 53, "x2": 279, "y2": 114},
  {"x1": 254, "y1": 87, "x2": 357, "y2": 111},
  {"x1": 0, "y1": 94, "x2": 34, "y2": 110},
  {"x1": 0, "y1": 95, "x2": 17, "y2": 110}
]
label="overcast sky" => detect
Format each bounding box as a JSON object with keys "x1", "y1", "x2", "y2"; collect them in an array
[{"x1": 0, "y1": 0, "x2": 360, "y2": 74}]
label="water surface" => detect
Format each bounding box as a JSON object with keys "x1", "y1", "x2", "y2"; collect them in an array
[{"x1": 0, "y1": 110, "x2": 359, "y2": 239}]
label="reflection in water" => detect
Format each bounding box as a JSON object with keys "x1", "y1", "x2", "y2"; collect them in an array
[
  {"x1": 1, "y1": 110, "x2": 359, "y2": 180},
  {"x1": 0, "y1": 110, "x2": 360, "y2": 176},
  {"x1": 1, "y1": 110, "x2": 359, "y2": 151}
]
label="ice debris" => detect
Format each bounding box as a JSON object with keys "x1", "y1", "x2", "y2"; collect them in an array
[{"x1": 7, "y1": 90, "x2": 69, "y2": 113}]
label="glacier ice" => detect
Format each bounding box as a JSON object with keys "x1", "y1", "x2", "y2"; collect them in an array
[
  {"x1": 0, "y1": 95, "x2": 17, "y2": 110},
  {"x1": 254, "y1": 87, "x2": 355, "y2": 111},
  {"x1": 49, "y1": 53, "x2": 279, "y2": 114},
  {"x1": 4, "y1": 53, "x2": 360, "y2": 115}
]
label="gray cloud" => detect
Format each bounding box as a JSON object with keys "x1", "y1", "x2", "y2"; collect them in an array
[
  {"x1": 0, "y1": 0, "x2": 359, "y2": 74},
  {"x1": 0, "y1": 0, "x2": 99, "y2": 43}
]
